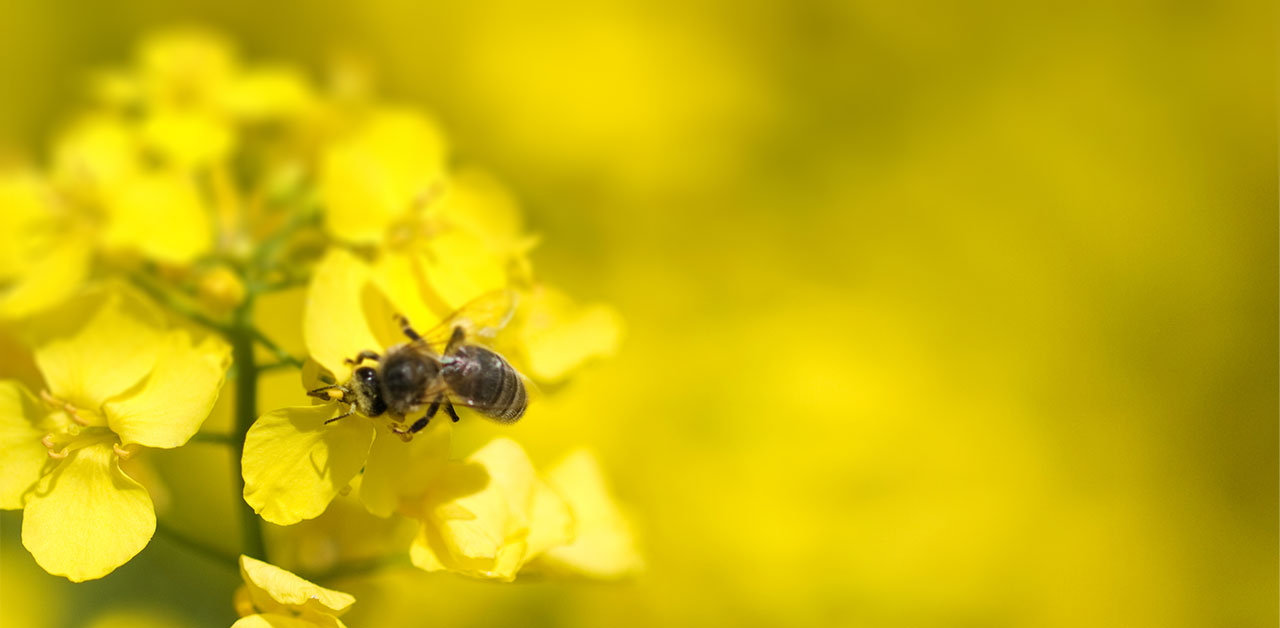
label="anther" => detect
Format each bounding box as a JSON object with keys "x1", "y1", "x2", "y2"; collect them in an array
[
  {"x1": 48, "y1": 447, "x2": 69, "y2": 459},
  {"x1": 41, "y1": 389, "x2": 87, "y2": 425},
  {"x1": 113, "y1": 443, "x2": 134, "y2": 460}
]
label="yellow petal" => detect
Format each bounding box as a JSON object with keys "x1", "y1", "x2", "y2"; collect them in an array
[
  {"x1": 239, "y1": 555, "x2": 355, "y2": 616},
  {"x1": 140, "y1": 111, "x2": 234, "y2": 169},
  {"x1": 321, "y1": 108, "x2": 447, "y2": 244},
  {"x1": 414, "y1": 231, "x2": 510, "y2": 312},
  {"x1": 0, "y1": 171, "x2": 55, "y2": 276},
  {"x1": 103, "y1": 330, "x2": 230, "y2": 448},
  {"x1": 138, "y1": 28, "x2": 236, "y2": 108},
  {"x1": 242, "y1": 405, "x2": 375, "y2": 525},
  {"x1": 519, "y1": 287, "x2": 623, "y2": 382},
  {"x1": 526, "y1": 478, "x2": 574, "y2": 559},
  {"x1": 22, "y1": 444, "x2": 155, "y2": 581},
  {"x1": 232, "y1": 615, "x2": 346, "y2": 628},
  {"x1": 0, "y1": 172, "x2": 92, "y2": 320},
  {"x1": 34, "y1": 286, "x2": 166, "y2": 411},
  {"x1": 433, "y1": 169, "x2": 525, "y2": 254},
  {"x1": 225, "y1": 67, "x2": 316, "y2": 121},
  {"x1": 0, "y1": 235, "x2": 92, "y2": 321},
  {"x1": 0, "y1": 381, "x2": 59, "y2": 509},
  {"x1": 51, "y1": 115, "x2": 139, "y2": 198},
  {"x1": 369, "y1": 251, "x2": 442, "y2": 334},
  {"x1": 534, "y1": 450, "x2": 642, "y2": 578},
  {"x1": 358, "y1": 419, "x2": 451, "y2": 517},
  {"x1": 410, "y1": 438, "x2": 538, "y2": 580},
  {"x1": 304, "y1": 249, "x2": 403, "y2": 379},
  {"x1": 102, "y1": 171, "x2": 213, "y2": 264}
]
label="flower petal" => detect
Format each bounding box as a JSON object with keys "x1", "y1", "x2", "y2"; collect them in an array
[
  {"x1": 242, "y1": 405, "x2": 374, "y2": 525},
  {"x1": 414, "y1": 231, "x2": 510, "y2": 312},
  {"x1": 0, "y1": 173, "x2": 92, "y2": 321},
  {"x1": 320, "y1": 108, "x2": 447, "y2": 245},
  {"x1": 240, "y1": 555, "x2": 355, "y2": 616},
  {"x1": 102, "y1": 171, "x2": 213, "y2": 264},
  {"x1": 519, "y1": 288, "x2": 623, "y2": 382},
  {"x1": 34, "y1": 286, "x2": 166, "y2": 411},
  {"x1": 22, "y1": 443, "x2": 155, "y2": 581},
  {"x1": 140, "y1": 111, "x2": 234, "y2": 169},
  {"x1": 103, "y1": 330, "x2": 230, "y2": 448},
  {"x1": 409, "y1": 438, "x2": 538, "y2": 580},
  {"x1": 526, "y1": 478, "x2": 574, "y2": 559},
  {"x1": 0, "y1": 235, "x2": 92, "y2": 321},
  {"x1": 303, "y1": 249, "x2": 399, "y2": 379},
  {"x1": 358, "y1": 418, "x2": 451, "y2": 517},
  {"x1": 533, "y1": 450, "x2": 642, "y2": 578},
  {"x1": 0, "y1": 381, "x2": 59, "y2": 509},
  {"x1": 232, "y1": 614, "x2": 347, "y2": 628}
]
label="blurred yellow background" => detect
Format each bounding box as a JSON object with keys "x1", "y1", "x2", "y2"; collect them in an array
[{"x1": 1, "y1": 1, "x2": 1275, "y2": 627}]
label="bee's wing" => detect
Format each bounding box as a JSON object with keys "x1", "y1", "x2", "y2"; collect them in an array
[{"x1": 417, "y1": 289, "x2": 520, "y2": 348}]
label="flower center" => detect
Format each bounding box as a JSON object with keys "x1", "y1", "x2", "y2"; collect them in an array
[{"x1": 39, "y1": 390, "x2": 130, "y2": 460}]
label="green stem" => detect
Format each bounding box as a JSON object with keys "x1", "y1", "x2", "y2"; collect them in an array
[
  {"x1": 307, "y1": 554, "x2": 413, "y2": 585},
  {"x1": 232, "y1": 301, "x2": 268, "y2": 560},
  {"x1": 154, "y1": 521, "x2": 240, "y2": 571},
  {"x1": 190, "y1": 432, "x2": 236, "y2": 445},
  {"x1": 250, "y1": 327, "x2": 304, "y2": 369},
  {"x1": 128, "y1": 273, "x2": 229, "y2": 333}
]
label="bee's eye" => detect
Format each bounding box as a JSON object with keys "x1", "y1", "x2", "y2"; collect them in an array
[{"x1": 356, "y1": 366, "x2": 377, "y2": 385}]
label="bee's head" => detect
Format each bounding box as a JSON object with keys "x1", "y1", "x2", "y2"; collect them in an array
[
  {"x1": 307, "y1": 366, "x2": 387, "y2": 418},
  {"x1": 345, "y1": 366, "x2": 388, "y2": 417}
]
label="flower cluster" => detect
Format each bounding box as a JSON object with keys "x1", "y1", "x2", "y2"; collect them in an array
[{"x1": 0, "y1": 27, "x2": 639, "y2": 620}]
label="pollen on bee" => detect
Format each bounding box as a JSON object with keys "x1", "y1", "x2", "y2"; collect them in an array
[{"x1": 325, "y1": 389, "x2": 345, "y2": 400}]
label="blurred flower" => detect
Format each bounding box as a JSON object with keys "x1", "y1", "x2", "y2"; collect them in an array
[
  {"x1": 406, "y1": 437, "x2": 572, "y2": 581},
  {"x1": 0, "y1": 284, "x2": 229, "y2": 581},
  {"x1": 0, "y1": 171, "x2": 91, "y2": 321},
  {"x1": 232, "y1": 555, "x2": 355, "y2": 628},
  {"x1": 320, "y1": 108, "x2": 447, "y2": 246},
  {"x1": 526, "y1": 449, "x2": 643, "y2": 579}
]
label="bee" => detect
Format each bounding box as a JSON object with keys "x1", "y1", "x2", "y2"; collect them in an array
[{"x1": 307, "y1": 291, "x2": 529, "y2": 440}]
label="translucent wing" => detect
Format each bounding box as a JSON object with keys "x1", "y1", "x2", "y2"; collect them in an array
[{"x1": 411, "y1": 290, "x2": 520, "y2": 350}]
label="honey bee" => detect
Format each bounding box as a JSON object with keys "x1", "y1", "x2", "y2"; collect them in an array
[{"x1": 307, "y1": 291, "x2": 530, "y2": 440}]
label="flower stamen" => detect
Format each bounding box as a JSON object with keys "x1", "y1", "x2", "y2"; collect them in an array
[
  {"x1": 41, "y1": 389, "x2": 89, "y2": 425},
  {"x1": 113, "y1": 443, "x2": 135, "y2": 460}
]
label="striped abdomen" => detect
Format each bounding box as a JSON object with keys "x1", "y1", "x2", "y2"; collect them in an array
[{"x1": 441, "y1": 345, "x2": 527, "y2": 422}]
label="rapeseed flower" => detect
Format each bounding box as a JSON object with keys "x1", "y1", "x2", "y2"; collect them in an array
[
  {"x1": 405, "y1": 437, "x2": 573, "y2": 581},
  {"x1": 0, "y1": 284, "x2": 229, "y2": 581},
  {"x1": 4, "y1": 27, "x2": 639, "y2": 602},
  {"x1": 232, "y1": 555, "x2": 355, "y2": 628}
]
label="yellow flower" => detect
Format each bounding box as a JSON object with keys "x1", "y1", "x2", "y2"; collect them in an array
[
  {"x1": 406, "y1": 437, "x2": 572, "y2": 581},
  {"x1": 320, "y1": 108, "x2": 447, "y2": 246},
  {"x1": 242, "y1": 247, "x2": 471, "y2": 526},
  {"x1": 0, "y1": 171, "x2": 92, "y2": 321},
  {"x1": 232, "y1": 555, "x2": 355, "y2": 628},
  {"x1": 0, "y1": 284, "x2": 230, "y2": 581},
  {"x1": 526, "y1": 449, "x2": 644, "y2": 578},
  {"x1": 243, "y1": 235, "x2": 623, "y2": 526}
]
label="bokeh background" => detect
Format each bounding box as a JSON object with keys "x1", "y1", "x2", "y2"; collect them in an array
[{"x1": 1, "y1": 1, "x2": 1275, "y2": 627}]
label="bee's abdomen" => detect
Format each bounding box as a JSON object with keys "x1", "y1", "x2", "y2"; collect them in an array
[{"x1": 444, "y1": 346, "x2": 527, "y2": 423}]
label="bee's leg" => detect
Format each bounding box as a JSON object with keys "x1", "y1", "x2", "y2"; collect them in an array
[
  {"x1": 401, "y1": 396, "x2": 444, "y2": 436},
  {"x1": 443, "y1": 398, "x2": 461, "y2": 423},
  {"x1": 343, "y1": 350, "x2": 381, "y2": 366},
  {"x1": 443, "y1": 326, "x2": 466, "y2": 355},
  {"x1": 393, "y1": 314, "x2": 423, "y2": 342}
]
